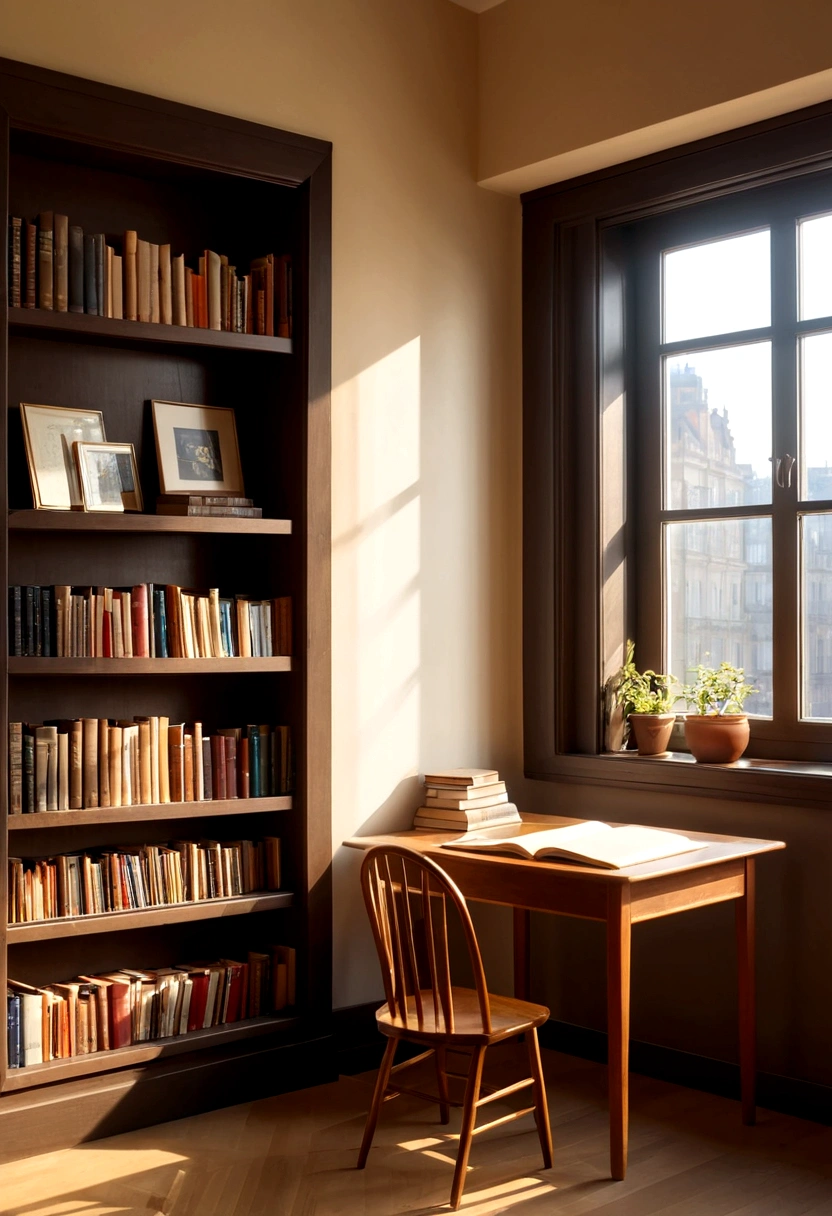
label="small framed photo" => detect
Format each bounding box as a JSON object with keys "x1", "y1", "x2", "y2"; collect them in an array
[
  {"x1": 20, "y1": 403, "x2": 107, "y2": 510},
  {"x1": 74, "y1": 442, "x2": 144, "y2": 513},
  {"x1": 152, "y1": 400, "x2": 244, "y2": 496}
]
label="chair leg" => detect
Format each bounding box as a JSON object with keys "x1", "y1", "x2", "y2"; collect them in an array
[
  {"x1": 435, "y1": 1046, "x2": 450, "y2": 1125},
  {"x1": 526, "y1": 1026, "x2": 553, "y2": 1169},
  {"x1": 449, "y1": 1045, "x2": 486, "y2": 1210},
  {"x1": 357, "y1": 1037, "x2": 398, "y2": 1169}
]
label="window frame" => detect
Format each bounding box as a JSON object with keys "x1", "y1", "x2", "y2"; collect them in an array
[{"x1": 522, "y1": 95, "x2": 832, "y2": 808}]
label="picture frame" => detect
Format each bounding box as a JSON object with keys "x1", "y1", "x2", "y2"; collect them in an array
[
  {"x1": 151, "y1": 400, "x2": 245, "y2": 496},
  {"x1": 74, "y1": 441, "x2": 144, "y2": 513},
  {"x1": 20, "y1": 402, "x2": 107, "y2": 510}
]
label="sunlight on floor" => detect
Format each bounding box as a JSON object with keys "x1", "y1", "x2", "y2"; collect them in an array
[{"x1": 0, "y1": 1149, "x2": 187, "y2": 1216}]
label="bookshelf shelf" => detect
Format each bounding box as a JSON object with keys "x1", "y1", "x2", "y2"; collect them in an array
[
  {"x1": 7, "y1": 891, "x2": 294, "y2": 943},
  {"x1": 9, "y1": 510, "x2": 293, "y2": 536},
  {"x1": 8, "y1": 657, "x2": 293, "y2": 674},
  {"x1": 0, "y1": 57, "x2": 331, "y2": 1158},
  {"x1": 8, "y1": 306, "x2": 294, "y2": 354},
  {"x1": 2, "y1": 1013, "x2": 301, "y2": 1092},
  {"x1": 7, "y1": 795, "x2": 293, "y2": 829}
]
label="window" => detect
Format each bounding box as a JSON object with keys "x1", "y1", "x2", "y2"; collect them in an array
[
  {"x1": 522, "y1": 96, "x2": 832, "y2": 781},
  {"x1": 630, "y1": 177, "x2": 832, "y2": 747}
]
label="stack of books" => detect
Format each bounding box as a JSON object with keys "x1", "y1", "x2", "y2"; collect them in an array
[
  {"x1": 6, "y1": 945, "x2": 296, "y2": 1067},
  {"x1": 156, "y1": 495, "x2": 262, "y2": 519},
  {"x1": 413, "y1": 768, "x2": 521, "y2": 832}
]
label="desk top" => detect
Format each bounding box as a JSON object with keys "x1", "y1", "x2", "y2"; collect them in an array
[{"x1": 343, "y1": 813, "x2": 785, "y2": 886}]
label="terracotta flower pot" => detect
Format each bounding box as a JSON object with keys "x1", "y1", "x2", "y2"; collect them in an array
[
  {"x1": 628, "y1": 712, "x2": 675, "y2": 756},
  {"x1": 684, "y1": 714, "x2": 750, "y2": 763}
]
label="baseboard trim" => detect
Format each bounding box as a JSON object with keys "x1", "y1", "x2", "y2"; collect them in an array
[
  {"x1": 538, "y1": 1019, "x2": 832, "y2": 1127},
  {"x1": 333, "y1": 1001, "x2": 832, "y2": 1127}
]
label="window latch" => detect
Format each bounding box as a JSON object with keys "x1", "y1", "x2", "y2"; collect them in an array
[{"x1": 775, "y1": 453, "x2": 796, "y2": 489}]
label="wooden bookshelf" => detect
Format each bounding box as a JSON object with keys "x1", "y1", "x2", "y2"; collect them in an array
[
  {"x1": 9, "y1": 510, "x2": 293, "y2": 536},
  {"x1": 2, "y1": 1013, "x2": 301, "y2": 1091},
  {"x1": 8, "y1": 891, "x2": 294, "y2": 943},
  {"x1": 8, "y1": 305, "x2": 294, "y2": 354},
  {"x1": 9, "y1": 657, "x2": 293, "y2": 675},
  {"x1": 0, "y1": 57, "x2": 332, "y2": 1159},
  {"x1": 7, "y1": 795, "x2": 292, "y2": 829}
]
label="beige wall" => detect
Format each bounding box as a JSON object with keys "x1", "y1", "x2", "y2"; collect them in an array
[
  {"x1": 479, "y1": 0, "x2": 832, "y2": 192},
  {"x1": 0, "y1": 0, "x2": 523, "y2": 1008}
]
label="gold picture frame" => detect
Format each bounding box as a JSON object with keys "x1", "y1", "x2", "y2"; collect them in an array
[
  {"x1": 74, "y1": 441, "x2": 144, "y2": 513},
  {"x1": 20, "y1": 403, "x2": 107, "y2": 510},
  {"x1": 151, "y1": 400, "x2": 244, "y2": 496}
]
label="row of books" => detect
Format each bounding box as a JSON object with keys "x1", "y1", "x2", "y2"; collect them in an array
[
  {"x1": 9, "y1": 836, "x2": 282, "y2": 923},
  {"x1": 8, "y1": 214, "x2": 292, "y2": 337},
  {"x1": 6, "y1": 945, "x2": 296, "y2": 1067},
  {"x1": 9, "y1": 719, "x2": 293, "y2": 814},
  {"x1": 9, "y1": 585, "x2": 292, "y2": 659},
  {"x1": 413, "y1": 767, "x2": 521, "y2": 831}
]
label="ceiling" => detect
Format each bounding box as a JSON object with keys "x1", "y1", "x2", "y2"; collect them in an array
[{"x1": 447, "y1": 0, "x2": 507, "y2": 11}]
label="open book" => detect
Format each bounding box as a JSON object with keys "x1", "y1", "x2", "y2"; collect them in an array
[{"x1": 441, "y1": 819, "x2": 705, "y2": 870}]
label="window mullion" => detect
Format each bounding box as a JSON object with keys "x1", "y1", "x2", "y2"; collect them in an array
[{"x1": 770, "y1": 214, "x2": 800, "y2": 734}]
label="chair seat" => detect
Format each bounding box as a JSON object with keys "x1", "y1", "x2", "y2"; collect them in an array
[{"x1": 375, "y1": 987, "x2": 550, "y2": 1046}]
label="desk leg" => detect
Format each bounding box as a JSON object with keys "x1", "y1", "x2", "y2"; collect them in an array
[
  {"x1": 607, "y1": 885, "x2": 631, "y2": 1181},
  {"x1": 513, "y1": 908, "x2": 531, "y2": 1000},
  {"x1": 736, "y1": 858, "x2": 756, "y2": 1126}
]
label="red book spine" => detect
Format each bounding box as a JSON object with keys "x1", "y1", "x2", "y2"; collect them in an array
[
  {"x1": 224, "y1": 735, "x2": 237, "y2": 799},
  {"x1": 211, "y1": 735, "x2": 227, "y2": 800},
  {"x1": 108, "y1": 983, "x2": 133, "y2": 1048},
  {"x1": 131, "y1": 585, "x2": 150, "y2": 657},
  {"x1": 102, "y1": 610, "x2": 113, "y2": 658},
  {"x1": 187, "y1": 974, "x2": 209, "y2": 1033},
  {"x1": 224, "y1": 965, "x2": 243, "y2": 1023}
]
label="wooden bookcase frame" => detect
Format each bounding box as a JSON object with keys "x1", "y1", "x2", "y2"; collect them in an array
[{"x1": 0, "y1": 58, "x2": 331, "y2": 1159}]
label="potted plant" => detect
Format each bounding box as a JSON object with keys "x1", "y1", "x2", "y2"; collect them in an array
[
  {"x1": 682, "y1": 662, "x2": 757, "y2": 763},
  {"x1": 615, "y1": 642, "x2": 678, "y2": 756}
]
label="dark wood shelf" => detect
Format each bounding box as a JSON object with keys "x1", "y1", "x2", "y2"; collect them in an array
[
  {"x1": 8, "y1": 656, "x2": 293, "y2": 675},
  {"x1": 7, "y1": 890, "x2": 294, "y2": 943},
  {"x1": 1, "y1": 1013, "x2": 301, "y2": 1092},
  {"x1": 7, "y1": 795, "x2": 293, "y2": 829},
  {"x1": 9, "y1": 510, "x2": 292, "y2": 536},
  {"x1": 8, "y1": 307, "x2": 293, "y2": 355}
]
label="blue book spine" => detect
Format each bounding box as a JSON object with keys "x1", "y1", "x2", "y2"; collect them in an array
[
  {"x1": 7, "y1": 993, "x2": 21, "y2": 1068},
  {"x1": 219, "y1": 601, "x2": 232, "y2": 657},
  {"x1": 248, "y1": 726, "x2": 261, "y2": 797},
  {"x1": 153, "y1": 589, "x2": 169, "y2": 658}
]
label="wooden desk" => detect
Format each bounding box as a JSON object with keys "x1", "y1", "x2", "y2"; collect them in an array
[{"x1": 344, "y1": 814, "x2": 785, "y2": 1180}]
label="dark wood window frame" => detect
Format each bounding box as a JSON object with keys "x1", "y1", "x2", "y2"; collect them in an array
[{"x1": 522, "y1": 96, "x2": 832, "y2": 810}]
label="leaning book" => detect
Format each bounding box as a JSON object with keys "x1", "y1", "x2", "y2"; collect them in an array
[{"x1": 440, "y1": 819, "x2": 705, "y2": 870}]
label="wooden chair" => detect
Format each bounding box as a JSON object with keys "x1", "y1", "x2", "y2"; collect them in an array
[{"x1": 357, "y1": 844, "x2": 553, "y2": 1209}]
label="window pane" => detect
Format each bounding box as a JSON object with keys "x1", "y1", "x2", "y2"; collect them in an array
[
  {"x1": 667, "y1": 517, "x2": 773, "y2": 716},
  {"x1": 801, "y1": 333, "x2": 832, "y2": 500},
  {"x1": 663, "y1": 231, "x2": 770, "y2": 344},
  {"x1": 665, "y1": 345, "x2": 771, "y2": 510},
  {"x1": 799, "y1": 212, "x2": 832, "y2": 321},
  {"x1": 802, "y1": 514, "x2": 832, "y2": 719}
]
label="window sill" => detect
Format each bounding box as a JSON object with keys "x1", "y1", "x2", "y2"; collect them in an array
[{"x1": 528, "y1": 751, "x2": 832, "y2": 809}]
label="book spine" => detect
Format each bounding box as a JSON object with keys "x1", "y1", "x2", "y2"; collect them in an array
[
  {"x1": 159, "y1": 244, "x2": 172, "y2": 324},
  {"x1": 173, "y1": 254, "x2": 186, "y2": 326},
  {"x1": 105, "y1": 244, "x2": 114, "y2": 317},
  {"x1": 9, "y1": 722, "x2": 22, "y2": 814},
  {"x1": 131, "y1": 585, "x2": 150, "y2": 657},
  {"x1": 68, "y1": 225, "x2": 84, "y2": 312},
  {"x1": 137, "y1": 238, "x2": 150, "y2": 323},
  {"x1": 9, "y1": 586, "x2": 22, "y2": 656},
  {"x1": 83, "y1": 234, "x2": 98, "y2": 315},
  {"x1": 82, "y1": 718, "x2": 98, "y2": 808},
  {"x1": 224, "y1": 735, "x2": 237, "y2": 799},
  {"x1": 69, "y1": 721, "x2": 83, "y2": 809},
  {"x1": 38, "y1": 212, "x2": 53, "y2": 309},
  {"x1": 149, "y1": 242, "x2": 160, "y2": 322},
  {"x1": 202, "y1": 737, "x2": 213, "y2": 800},
  {"x1": 98, "y1": 719, "x2": 110, "y2": 809},
  {"x1": 8, "y1": 217, "x2": 22, "y2": 308},
  {"x1": 23, "y1": 730, "x2": 34, "y2": 813},
  {"x1": 53, "y1": 215, "x2": 69, "y2": 312},
  {"x1": 112, "y1": 254, "x2": 123, "y2": 319},
  {"x1": 123, "y1": 230, "x2": 138, "y2": 321},
  {"x1": 94, "y1": 234, "x2": 105, "y2": 317},
  {"x1": 24, "y1": 220, "x2": 37, "y2": 308}
]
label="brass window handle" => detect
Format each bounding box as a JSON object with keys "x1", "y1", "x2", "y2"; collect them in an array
[{"x1": 775, "y1": 453, "x2": 796, "y2": 489}]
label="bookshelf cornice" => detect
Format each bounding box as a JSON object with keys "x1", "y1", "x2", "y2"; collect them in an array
[
  {"x1": 7, "y1": 795, "x2": 293, "y2": 829},
  {"x1": 8, "y1": 657, "x2": 293, "y2": 675},
  {"x1": 9, "y1": 307, "x2": 293, "y2": 354}
]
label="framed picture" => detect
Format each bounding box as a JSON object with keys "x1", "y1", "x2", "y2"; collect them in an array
[
  {"x1": 151, "y1": 400, "x2": 244, "y2": 496},
  {"x1": 20, "y1": 403, "x2": 107, "y2": 510},
  {"x1": 74, "y1": 442, "x2": 144, "y2": 513}
]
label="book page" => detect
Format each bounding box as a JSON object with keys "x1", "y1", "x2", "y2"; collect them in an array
[
  {"x1": 441, "y1": 820, "x2": 611, "y2": 857},
  {"x1": 539, "y1": 825, "x2": 701, "y2": 869}
]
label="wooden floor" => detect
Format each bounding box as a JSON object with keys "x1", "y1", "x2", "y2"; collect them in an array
[{"x1": 0, "y1": 1045, "x2": 831, "y2": 1215}]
